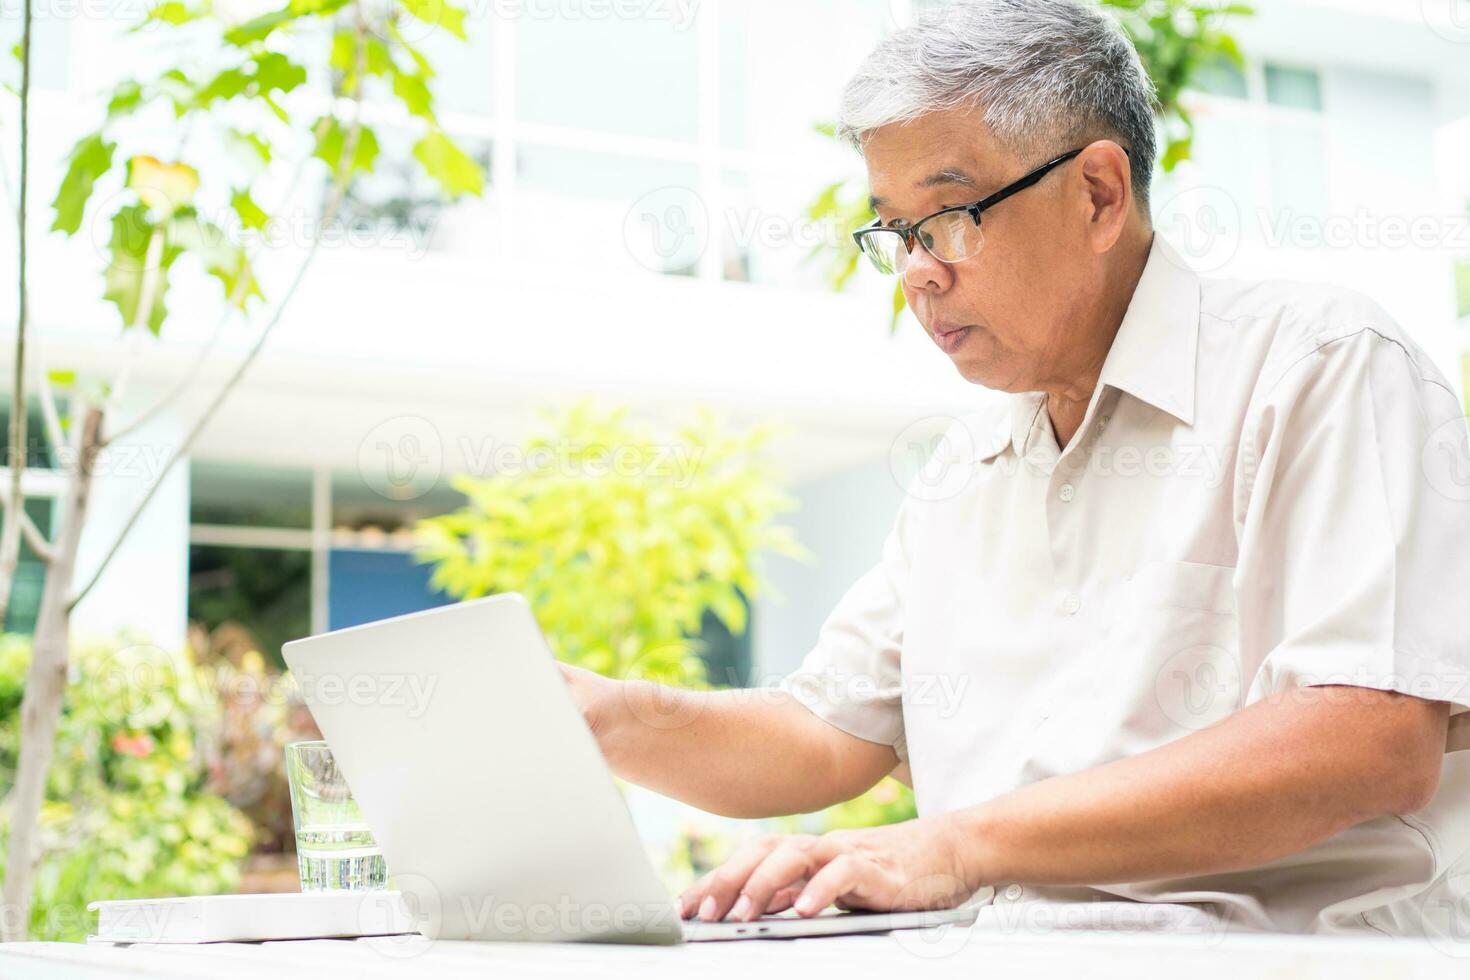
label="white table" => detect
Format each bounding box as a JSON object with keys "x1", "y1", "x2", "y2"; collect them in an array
[{"x1": 2, "y1": 927, "x2": 1468, "y2": 979}]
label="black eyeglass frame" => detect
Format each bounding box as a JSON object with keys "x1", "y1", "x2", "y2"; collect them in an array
[{"x1": 851, "y1": 146, "x2": 1105, "y2": 270}]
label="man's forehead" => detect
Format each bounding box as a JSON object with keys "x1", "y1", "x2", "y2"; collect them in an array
[
  {"x1": 868, "y1": 166, "x2": 981, "y2": 210},
  {"x1": 861, "y1": 115, "x2": 1010, "y2": 211}
]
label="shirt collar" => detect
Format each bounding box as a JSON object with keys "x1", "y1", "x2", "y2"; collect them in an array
[{"x1": 1094, "y1": 234, "x2": 1201, "y2": 427}]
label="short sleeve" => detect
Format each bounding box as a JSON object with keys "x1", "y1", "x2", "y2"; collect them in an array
[
  {"x1": 779, "y1": 506, "x2": 909, "y2": 761},
  {"x1": 1236, "y1": 326, "x2": 1470, "y2": 731}
]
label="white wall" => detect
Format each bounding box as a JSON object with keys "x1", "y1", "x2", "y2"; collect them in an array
[{"x1": 69, "y1": 389, "x2": 192, "y2": 648}]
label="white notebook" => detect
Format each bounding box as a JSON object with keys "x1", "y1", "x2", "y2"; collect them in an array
[{"x1": 88, "y1": 890, "x2": 417, "y2": 944}]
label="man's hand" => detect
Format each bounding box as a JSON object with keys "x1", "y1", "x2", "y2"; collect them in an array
[
  {"x1": 678, "y1": 818, "x2": 977, "y2": 922},
  {"x1": 557, "y1": 662, "x2": 620, "y2": 742}
]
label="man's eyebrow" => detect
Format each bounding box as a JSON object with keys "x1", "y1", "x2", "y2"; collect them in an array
[
  {"x1": 921, "y1": 167, "x2": 979, "y2": 190},
  {"x1": 868, "y1": 168, "x2": 980, "y2": 212}
]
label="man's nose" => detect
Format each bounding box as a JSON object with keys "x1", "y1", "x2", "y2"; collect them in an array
[{"x1": 901, "y1": 238, "x2": 952, "y2": 292}]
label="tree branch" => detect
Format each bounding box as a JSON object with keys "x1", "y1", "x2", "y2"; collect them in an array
[
  {"x1": 69, "y1": 100, "x2": 365, "y2": 613},
  {"x1": 0, "y1": 491, "x2": 53, "y2": 564}
]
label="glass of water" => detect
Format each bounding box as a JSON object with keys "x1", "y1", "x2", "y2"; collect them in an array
[{"x1": 285, "y1": 740, "x2": 388, "y2": 892}]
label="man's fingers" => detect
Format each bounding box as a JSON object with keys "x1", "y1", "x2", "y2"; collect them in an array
[
  {"x1": 794, "y1": 854, "x2": 872, "y2": 917},
  {"x1": 764, "y1": 886, "x2": 804, "y2": 915},
  {"x1": 679, "y1": 835, "x2": 795, "y2": 921},
  {"x1": 730, "y1": 842, "x2": 822, "y2": 921}
]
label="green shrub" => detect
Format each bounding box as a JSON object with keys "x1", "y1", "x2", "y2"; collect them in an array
[
  {"x1": 0, "y1": 636, "x2": 253, "y2": 941},
  {"x1": 417, "y1": 403, "x2": 806, "y2": 685}
]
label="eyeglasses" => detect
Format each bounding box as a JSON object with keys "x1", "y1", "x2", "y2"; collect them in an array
[{"x1": 852, "y1": 147, "x2": 1086, "y2": 275}]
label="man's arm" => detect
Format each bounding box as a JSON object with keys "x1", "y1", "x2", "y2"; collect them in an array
[
  {"x1": 949, "y1": 685, "x2": 1447, "y2": 887},
  {"x1": 561, "y1": 664, "x2": 898, "y2": 818},
  {"x1": 679, "y1": 686, "x2": 1449, "y2": 921}
]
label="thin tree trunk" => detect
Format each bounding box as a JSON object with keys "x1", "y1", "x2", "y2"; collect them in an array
[
  {"x1": 0, "y1": 0, "x2": 35, "y2": 628},
  {"x1": 0, "y1": 408, "x2": 102, "y2": 942}
]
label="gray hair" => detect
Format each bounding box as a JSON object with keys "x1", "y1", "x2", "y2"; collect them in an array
[{"x1": 838, "y1": 0, "x2": 1159, "y2": 212}]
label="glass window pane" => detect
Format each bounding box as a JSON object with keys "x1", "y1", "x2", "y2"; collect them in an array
[
  {"x1": 4, "y1": 499, "x2": 53, "y2": 634},
  {"x1": 516, "y1": 145, "x2": 701, "y2": 276},
  {"x1": 0, "y1": 19, "x2": 67, "y2": 91},
  {"x1": 1266, "y1": 121, "x2": 1329, "y2": 221},
  {"x1": 419, "y1": 14, "x2": 495, "y2": 117},
  {"x1": 1191, "y1": 55, "x2": 1248, "y2": 100},
  {"x1": 719, "y1": 0, "x2": 890, "y2": 153},
  {"x1": 517, "y1": 144, "x2": 697, "y2": 199},
  {"x1": 327, "y1": 550, "x2": 453, "y2": 631},
  {"x1": 721, "y1": 168, "x2": 841, "y2": 289},
  {"x1": 330, "y1": 470, "x2": 462, "y2": 549},
  {"x1": 515, "y1": 14, "x2": 698, "y2": 142},
  {"x1": 0, "y1": 398, "x2": 63, "y2": 470},
  {"x1": 190, "y1": 461, "x2": 313, "y2": 529},
  {"x1": 1264, "y1": 63, "x2": 1323, "y2": 112},
  {"x1": 188, "y1": 544, "x2": 311, "y2": 669}
]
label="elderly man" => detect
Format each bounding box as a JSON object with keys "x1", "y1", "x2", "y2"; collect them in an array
[{"x1": 563, "y1": 0, "x2": 1470, "y2": 936}]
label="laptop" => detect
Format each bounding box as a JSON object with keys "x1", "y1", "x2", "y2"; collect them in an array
[{"x1": 282, "y1": 594, "x2": 985, "y2": 943}]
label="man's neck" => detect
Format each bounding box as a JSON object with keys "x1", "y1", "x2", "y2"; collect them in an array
[{"x1": 1045, "y1": 231, "x2": 1154, "y2": 449}]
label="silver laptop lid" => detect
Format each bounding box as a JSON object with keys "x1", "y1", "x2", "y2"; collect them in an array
[{"x1": 283, "y1": 595, "x2": 683, "y2": 944}]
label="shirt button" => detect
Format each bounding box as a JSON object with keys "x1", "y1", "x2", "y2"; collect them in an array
[
  {"x1": 1062, "y1": 593, "x2": 1081, "y2": 615},
  {"x1": 1098, "y1": 416, "x2": 1110, "y2": 430},
  {"x1": 1003, "y1": 884, "x2": 1024, "y2": 901},
  {"x1": 1058, "y1": 483, "x2": 1076, "y2": 502}
]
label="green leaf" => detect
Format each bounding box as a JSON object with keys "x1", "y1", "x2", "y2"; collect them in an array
[
  {"x1": 314, "y1": 118, "x2": 380, "y2": 177},
  {"x1": 289, "y1": 0, "x2": 351, "y2": 14},
  {"x1": 223, "y1": 7, "x2": 294, "y2": 46},
  {"x1": 251, "y1": 52, "x2": 307, "y2": 98},
  {"x1": 169, "y1": 210, "x2": 263, "y2": 309},
  {"x1": 51, "y1": 133, "x2": 116, "y2": 235},
  {"x1": 413, "y1": 129, "x2": 483, "y2": 198},
  {"x1": 194, "y1": 68, "x2": 249, "y2": 108},
  {"x1": 1160, "y1": 135, "x2": 1193, "y2": 171},
  {"x1": 230, "y1": 189, "x2": 269, "y2": 231},
  {"x1": 399, "y1": 0, "x2": 467, "y2": 40},
  {"x1": 103, "y1": 205, "x2": 178, "y2": 334},
  {"x1": 145, "y1": 2, "x2": 194, "y2": 25},
  {"x1": 391, "y1": 70, "x2": 434, "y2": 119},
  {"x1": 106, "y1": 79, "x2": 145, "y2": 117},
  {"x1": 46, "y1": 369, "x2": 76, "y2": 387}
]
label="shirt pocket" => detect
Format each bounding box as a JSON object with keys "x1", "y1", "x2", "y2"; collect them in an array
[
  {"x1": 1109, "y1": 559, "x2": 1243, "y2": 741},
  {"x1": 1019, "y1": 560, "x2": 1244, "y2": 785}
]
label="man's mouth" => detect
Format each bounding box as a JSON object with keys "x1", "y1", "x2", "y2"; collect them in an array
[{"x1": 931, "y1": 323, "x2": 972, "y2": 356}]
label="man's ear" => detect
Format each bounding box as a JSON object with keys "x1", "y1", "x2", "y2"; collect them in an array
[{"x1": 1077, "y1": 139, "x2": 1133, "y2": 253}]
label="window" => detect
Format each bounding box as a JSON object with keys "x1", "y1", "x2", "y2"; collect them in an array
[
  {"x1": 1176, "y1": 59, "x2": 1331, "y2": 237},
  {"x1": 1264, "y1": 63, "x2": 1324, "y2": 112},
  {"x1": 191, "y1": 461, "x2": 312, "y2": 529},
  {"x1": 1191, "y1": 55, "x2": 1249, "y2": 100},
  {"x1": 0, "y1": 19, "x2": 68, "y2": 91},
  {"x1": 0, "y1": 399, "x2": 65, "y2": 634},
  {"x1": 514, "y1": 15, "x2": 699, "y2": 143},
  {"x1": 187, "y1": 461, "x2": 460, "y2": 665},
  {"x1": 5, "y1": 499, "x2": 54, "y2": 635},
  {"x1": 188, "y1": 544, "x2": 311, "y2": 669}
]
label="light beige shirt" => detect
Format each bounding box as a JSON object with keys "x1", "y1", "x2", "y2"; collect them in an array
[{"x1": 782, "y1": 235, "x2": 1470, "y2": 937}]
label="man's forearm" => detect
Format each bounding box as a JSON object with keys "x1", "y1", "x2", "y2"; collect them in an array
[
  {"x1": 945, "y1": 686, "x2": 1449, "y2": 890},
  {"x1": 599, "y1": 681, "x2": 898, "y2": 819}
]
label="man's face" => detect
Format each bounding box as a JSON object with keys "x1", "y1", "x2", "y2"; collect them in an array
[{"x1": 862, "y1": 108, "x2": 1103, "y2": 393}]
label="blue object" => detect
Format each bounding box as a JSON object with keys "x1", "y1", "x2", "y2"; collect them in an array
[{"x1": 327, "y1": 549, "x2": 454, "y2": 631}]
